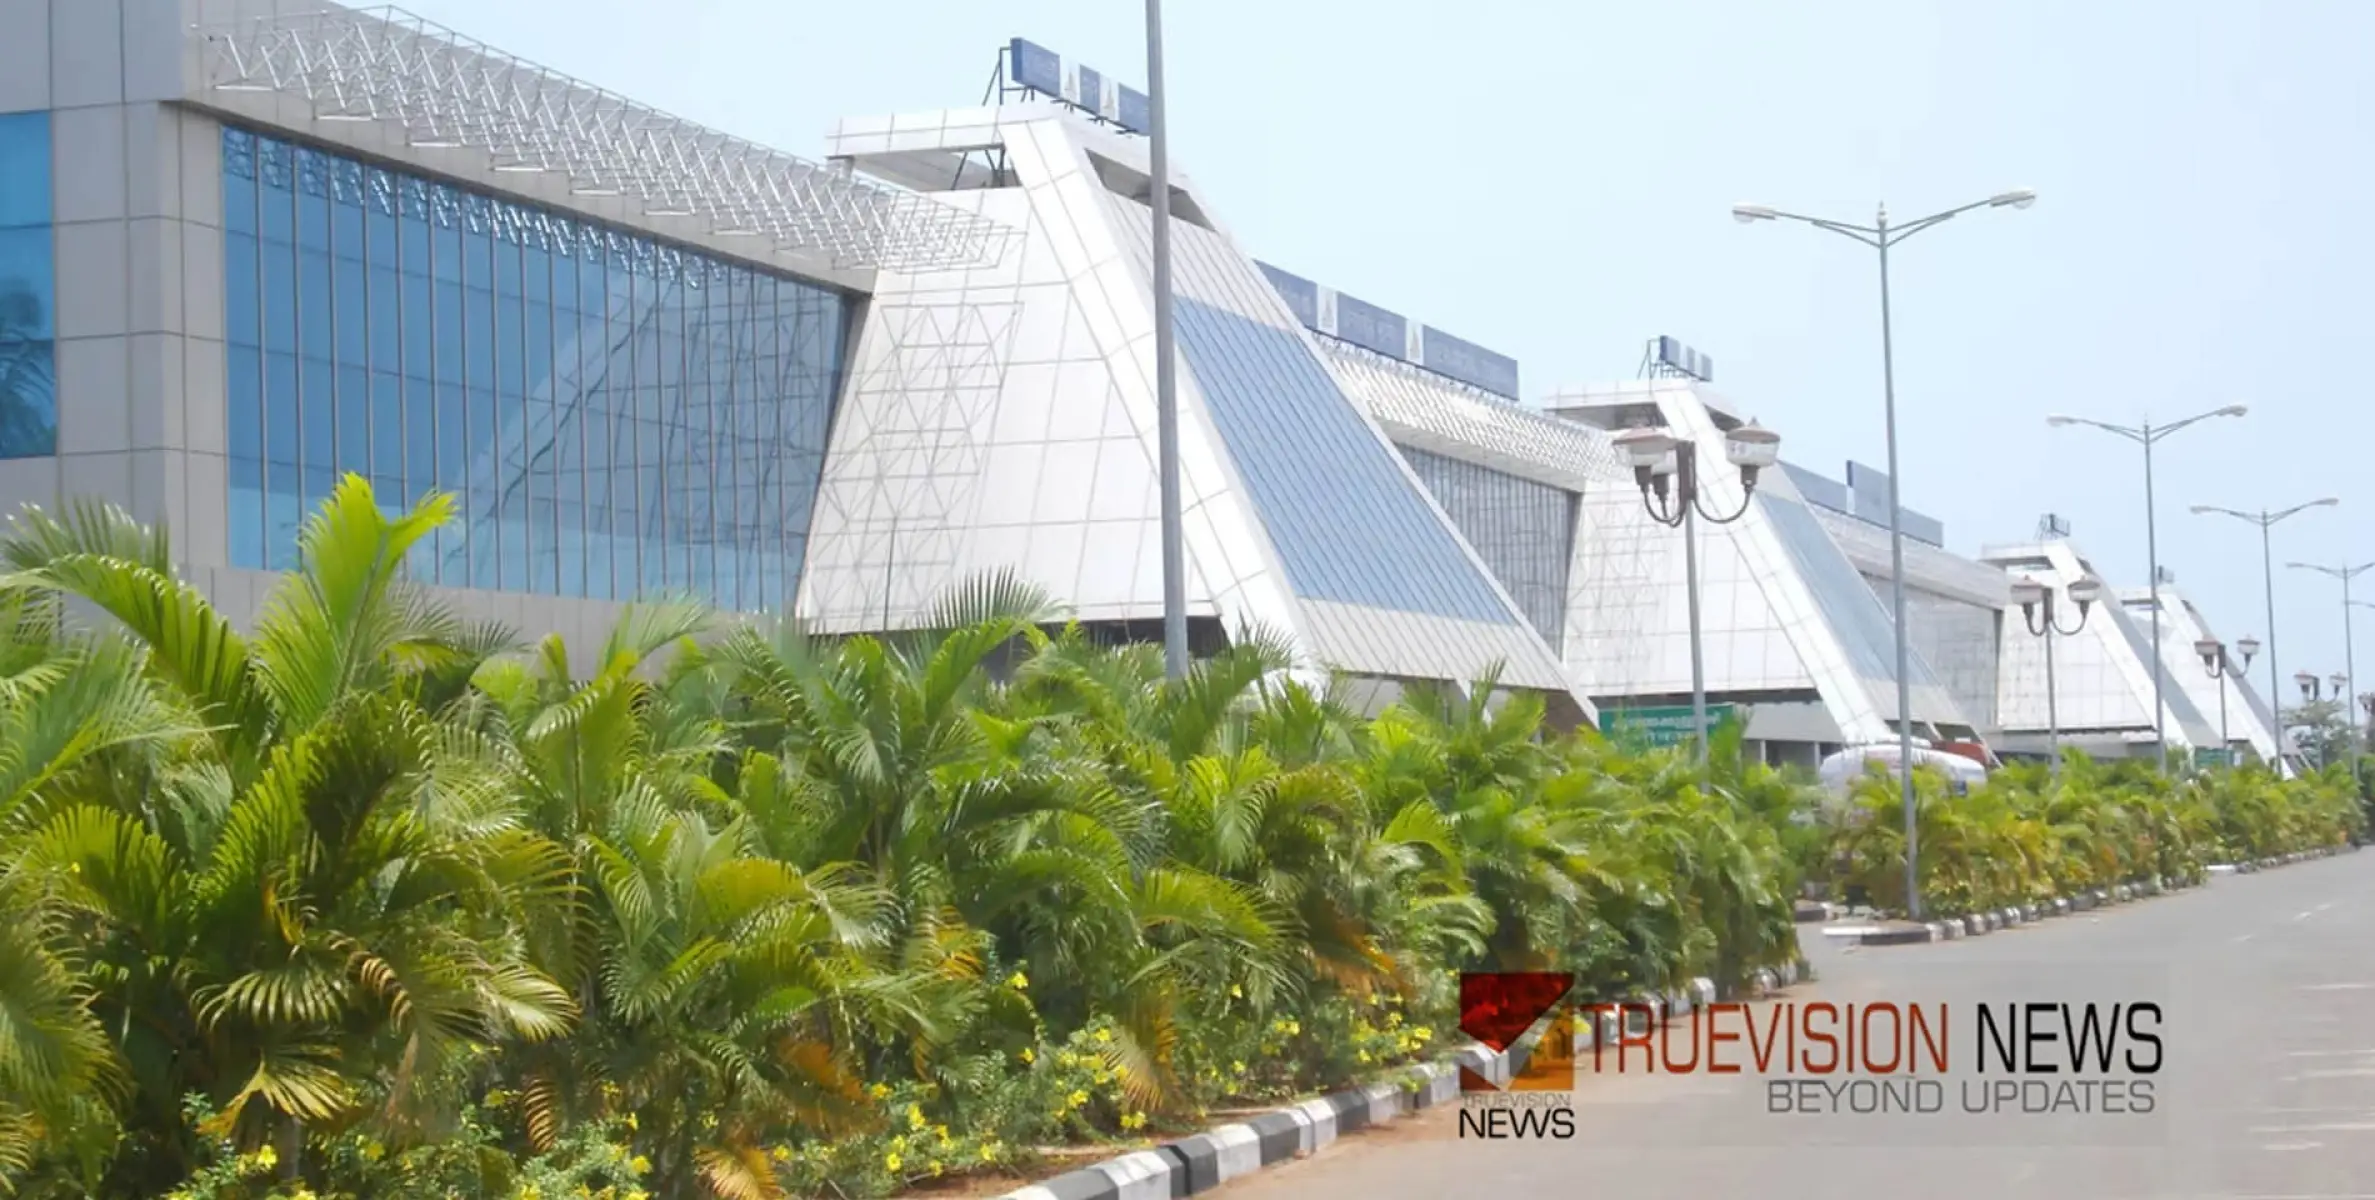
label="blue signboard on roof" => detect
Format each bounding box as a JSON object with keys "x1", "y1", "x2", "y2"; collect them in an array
[
  {"x1": 1117, "y1": 85, "x2": 1150, "y2": 134},
  {"x1": 1420, "y1": 327, "x2": 1521, "y2": 400},
  {"x1": 1333, "y1": 292, "x2": 1407, "y2": 361},
  {"x1": 1259, "y1": 263, "x2": 1322, "y2": 330},
  {"x1": 1075, "y1": 64, "x2": 1105, "y2": 114},
  {"x1": 1251, "y1": 259, "x2": 1522, "y2": 401},
  {"x1": 1009, "y1": 38, "x2": 1064, "y2": 97}
]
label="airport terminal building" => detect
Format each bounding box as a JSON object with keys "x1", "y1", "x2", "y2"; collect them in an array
[{"x1": 0, "y1": 2, "x2": 2280, "y2": 762}]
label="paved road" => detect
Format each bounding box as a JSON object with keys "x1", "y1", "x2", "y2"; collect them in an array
[{"x1": 1223, "y1": 852, "x2": 2375, "y2": 1200}]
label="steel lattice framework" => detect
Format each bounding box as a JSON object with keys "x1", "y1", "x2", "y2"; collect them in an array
[{"x1": 194, "y1": 5, "x2": 1015, "y2": 272}]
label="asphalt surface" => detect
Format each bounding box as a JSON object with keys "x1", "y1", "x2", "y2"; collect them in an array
[{"x1": 1221, "y1": 851, "x2": 2375, "y2": 1200}]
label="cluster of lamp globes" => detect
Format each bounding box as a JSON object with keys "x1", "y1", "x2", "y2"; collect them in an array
[{"x1": 1610, "y1": 420, "x2": 1783, "y2": 496}]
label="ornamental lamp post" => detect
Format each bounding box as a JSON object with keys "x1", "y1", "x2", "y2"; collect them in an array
[
  {"x1": 2011, "y1": 573, "x2": 2104, "y2": 776},
  {"x1": 1613, "y1": 419, "x2": 1782, "y2": 766},
  {"x1": 2195, "y1": 636, "x2": 2257, "y2": 767}
]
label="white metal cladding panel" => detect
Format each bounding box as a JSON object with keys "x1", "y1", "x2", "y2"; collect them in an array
[
  {"x1": 1567, "y1": 484, "x2": 1816, "y2": 698},
  {"x1": 1314, "y1": 338, "x2": 1622, "y2": 493},
  {"x1": 2104, "y1": 595, "x2": 2215, "y2": 746},
  {"x1": 1993, "y1": 543, "x2": 2157, "y2": 735}
]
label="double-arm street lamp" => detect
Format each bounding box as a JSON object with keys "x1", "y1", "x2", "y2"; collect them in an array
[
  {"x1": 2288, "y1": 560, "x2": 2375, "y2": 767},
  {"x1": 2192, "y1": 499, "x2": 2340, "y2": 774},
  {"x1": 2009, "y1": 575, "x2": 2104, "y2": 775},
  {"x1": 2045, "y1": 406, "x2": 2250, "y2": 768},
  {"x1": 2194, "y1": 636, "x2": 2259, "y2": 767},
  {"x1": 1612, "y1": 420, "x2": 1784, "y2": 764},
  {"x1": 1732, "y1": 188, "x2": 2033, "y2": 923},
  {"x1": 2294, "y1": 672, "x2": 2350, "y2": 769}
]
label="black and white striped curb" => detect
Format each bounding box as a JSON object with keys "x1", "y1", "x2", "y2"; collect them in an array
[
  {"x1": 989, "y1": 963, "x2": 1811, "y2": 1200},
  {"x1": 1837, "y1": 844, "x2": 2358, "y2": 947}
]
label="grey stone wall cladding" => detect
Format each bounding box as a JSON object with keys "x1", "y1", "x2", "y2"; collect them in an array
[
  {"x1": 1853, "y1": 845, "x2": 2358, "y2": 946},
  {"x1": 989, "y1": 966, "x2": 1811, "y2": 1200}
]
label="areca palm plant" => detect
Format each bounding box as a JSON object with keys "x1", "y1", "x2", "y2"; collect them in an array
[
  {"x1": 711, "y1": 581, "x2": 1288, "y2": 1116},
  {"x1": 0, "y1": 477, "x2": 576, "y2": 1193},
  {"x1": 471, "y1": 605, "x2": 915, "y2": 1200}
]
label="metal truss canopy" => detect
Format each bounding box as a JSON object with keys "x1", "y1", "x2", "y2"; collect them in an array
[{"x1": 194, "y1": 5, "x2": 1016, "y2": 273}]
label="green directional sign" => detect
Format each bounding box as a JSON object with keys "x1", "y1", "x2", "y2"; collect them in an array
[
  {"x1": 2193, "y1": 746, "x2": 2230, "y2": 769},
  {"x1": 1597, "y1": 704, "x2": 1737, "y2": 747}
]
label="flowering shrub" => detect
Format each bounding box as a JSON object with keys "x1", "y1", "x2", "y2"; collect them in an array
[{"x1": 161, "y1": 1098, "x2": 649, "y2": 1200}]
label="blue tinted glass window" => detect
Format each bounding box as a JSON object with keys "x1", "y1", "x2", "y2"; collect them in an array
[
  {"x1": 217, "y1": 124, "x2": 850, "y2": 608},
  {"x1": 0, "y1": 114, "x2": 50, "y2": 227},
  {"x1": 0, "y1": 113, "x2": 56, "y2": 460},
  {"x1": 1170, "y1": 297, "x2": 1512, "y2": 625}
]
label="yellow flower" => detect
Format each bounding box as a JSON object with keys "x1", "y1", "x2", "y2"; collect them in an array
[
  {"x1": 907, "y1": 1103, "x2": 926, "y2": 1130},
  {"x1": 623, "y1": 1111, "x2": 638, "y2": 1131},
  {"x1": 1229, "y1": 1060, "x2": 1246, "y2": 1075},
  {"x1": 520, "y1": 1188, "x2": 540, "y2": 1200},
  {"x1": 253, "y1": 1144, "x2": 279, "y2": 1170},
  {"x1": 485, "y1": 1089, "x2": 510, "y2": 1107},
  {"x1": 1357, "y1": 1050, "x2": 1372, "y2": 1063},
  {"x1": 628, "y1": 1155, "x2": 651, "y2": 1174},
  {"x1": 1007, "y1": 971, "x2": 1029, "y2": 991},
  {"x1": 933, "y1": 1124, "x2": 950, "y2": 1143},
  {"x1": 1120, "y1": 1111, "x2": 1147, "y2": 1131},
  {"x1": 870, "y1": 1082, "x2": 892, "y2": 1100},
  {"x1": 1228, "y1": 984, "x2": 1242, "y2": 999},
  {"x1": 981, "y1": 1143, "x2": 1000, "y2": 1162},
  {"x1": 1020, "y1": 1047, "x2": 1035, "y2": 1064},
  {"x1": 1092, "y1": 1070, "x2": 1110, "y2": 1086},
  {"x1": 1094, "y1": 1028, "x2": 1113, "y2": 1044},
  {"x1": 361, "y1": 1140, "x2": 384, "y2": 1162},
  {"x1": 884, "y1": 1151, "x2": 903, "y2": 1173},
  {"x1": 771, "y1": 1145, "x2": 790, "y2": 1162},
  {"x1": 928, "y1": 1160, "x2": 943, "y2": 1176},
  {"x1": 1066, "y1": 1089, "x2": 1089, "y2": 1109}
]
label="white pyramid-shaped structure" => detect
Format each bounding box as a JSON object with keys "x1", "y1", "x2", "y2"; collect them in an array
[{"x1": 802, "y1": 104, "x2": 1580, "y2": 709}]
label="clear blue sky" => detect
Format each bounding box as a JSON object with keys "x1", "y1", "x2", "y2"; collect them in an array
[{"x1": 415, "y1": 0, "x2": 2375, "y2": 702}]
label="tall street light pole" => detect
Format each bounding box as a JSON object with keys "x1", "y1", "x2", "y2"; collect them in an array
[
  {"x1": 2193, "y1": 498, "x2": 2340, "y2": 775},
  {"x1": 2046, "y1": 406, "x2": 2249, "y2": 770},
  {"x1": 1145, "y1": 0, "x2": 1187, "y2": 680},
  {"x1": 2010, "y1": 575, "x2": 2104, "y2": 777},
  {"x1": 2290, "y1": 561, "x2": 2374, "y2": 769},
  {"x1": 1612, "y1": 420, "x2": 1784, "y2": 764},
  {"x1": 1732, "y1": 188, "x2": 2034, "y2": 922}
]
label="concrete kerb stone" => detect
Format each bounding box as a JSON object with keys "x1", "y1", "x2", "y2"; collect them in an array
[{"x1": 994, "y1": 1045, "x2": 1513, "y2": 1199}]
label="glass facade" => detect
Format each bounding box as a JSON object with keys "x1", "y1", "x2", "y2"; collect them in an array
[
  {"x1": 220, "y1": 126, "x2": 852, "y2": 609},
  {"x1": 1762, "y1": 492, "x2": 1934, "y2": 688},
  {"x1": 1397, "y1": 445, "x2": 1575, "y2": 650},
  {"x1": 1170, "y1": 295, "x2": 1515, "y2": 626},
  {"x1": 0, "y1": 110, "x2": 54, "y2": 460},
  {"x1": 1902, "y1": 586, "x2": 2001, "y2": 730}
]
